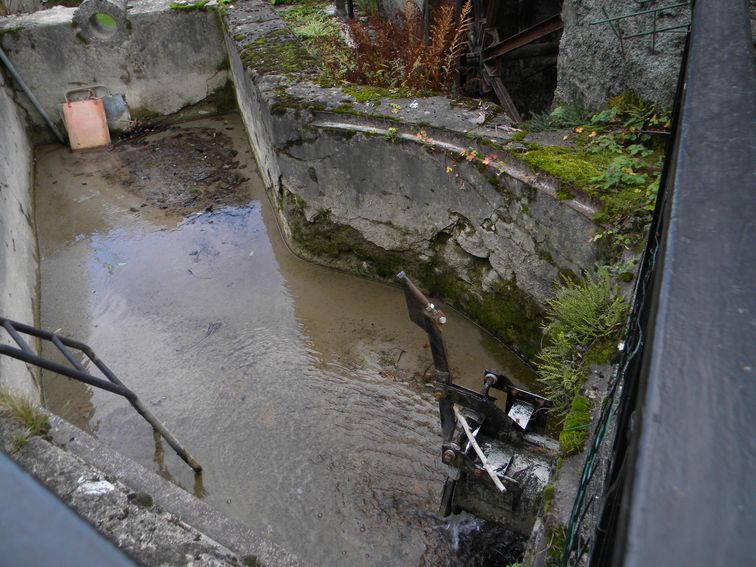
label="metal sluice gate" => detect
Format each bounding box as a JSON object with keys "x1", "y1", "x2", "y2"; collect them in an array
[
  {"x1": 397, "y1": 271, "x2": 557, "y2": 534},
  {"x1": 0, "y1": 316, "x2": 201, "y2": 473}
]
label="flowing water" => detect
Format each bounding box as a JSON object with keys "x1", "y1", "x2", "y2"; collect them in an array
[{"x1": 35, "y1": 114, "x2": 537, "y2": 566}]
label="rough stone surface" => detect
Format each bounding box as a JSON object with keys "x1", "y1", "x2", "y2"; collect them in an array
[
  {"x1": 555, "y1": 0, "x2": 689, "y2": 109},
  {"x1": 0, "y1": 0, "x2": 43, "y2": 15},
  {"x1": 0, "y1": 71, "x2": 38, "y2": 399},
  {"x1": 0, "y1": 1, "x2": 228, "y2": 141}
]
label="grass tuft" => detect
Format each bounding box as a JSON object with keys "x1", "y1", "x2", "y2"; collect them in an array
[{"x1": 0, "y1": 390, "x2": 50, "y2": 438}]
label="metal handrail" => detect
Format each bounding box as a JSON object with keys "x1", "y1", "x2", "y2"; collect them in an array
[{"x1": 0, "y1": 316, "x2": 201, "y2": 473}]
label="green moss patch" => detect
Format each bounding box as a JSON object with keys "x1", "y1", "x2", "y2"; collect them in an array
[
  {"x1": 241, "y1": 36, "x2": 317, "y2": 76},
  {"x1": 516, "y1": 95, "x2": 670, "y2": 257},
  {"x1": 342, "y1": 84, "x2": 417, "y2": 104},
  {"x1": 559, "y1": 396, "x2": 591, "y2": 454},
  {"x1": 170, "y1": 0, "x2": 209, "y2": 11},
  {"x1": 518, "y1": 146, "x2": 612, "y2": 189}
]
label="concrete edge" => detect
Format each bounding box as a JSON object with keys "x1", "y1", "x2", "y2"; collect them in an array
[{"x1": 48, "y1": 415, "x2": 308, "y2": 567}]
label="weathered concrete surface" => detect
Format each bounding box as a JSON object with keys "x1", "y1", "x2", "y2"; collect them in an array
[
  {"x1": 0, "y1": 1, "x2": 228, "y2": 140},
  {"x1": 224, "y1": 0, "x2": 603, "y2": 357},
  {"x1": 555, "y1": 0, "x2": 689, "y2": 109},
  {"x1": 0, "y1": 0, "x2": 42, "y2": 15},
  {"x1": 48, "y1": 416, "x2": 307, "y2": 567},
  {"x1": 0, "y1": 409, "x2": 307, "y2": 566},
  {"x1": 0, "y1": 71, "x2": 38, "y2": 399}
]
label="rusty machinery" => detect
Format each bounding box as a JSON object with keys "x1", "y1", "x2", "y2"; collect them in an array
[{"x1": 397, "y1": 272, "x2": 557, "y2": 534}]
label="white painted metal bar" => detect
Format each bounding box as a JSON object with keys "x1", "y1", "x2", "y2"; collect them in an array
[{"x1": 453, "y1": 405, "x2": 507, "y2": 492}]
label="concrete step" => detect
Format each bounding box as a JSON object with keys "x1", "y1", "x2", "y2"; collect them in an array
[{"x1": 2, "y1": 413, "x2": 305, "y2": 567}]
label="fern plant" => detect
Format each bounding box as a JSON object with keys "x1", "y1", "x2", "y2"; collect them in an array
[
  {"x1": 536, "y1": 268, "x2": 626, "y2": 413},
  {"x1": 329, "y1": 0, "x2": 472, "y2": 93}
]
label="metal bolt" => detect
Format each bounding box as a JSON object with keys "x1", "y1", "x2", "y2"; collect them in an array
[
  {"x1": 434, "y1": 390, "x2": 446, "y2": 401},
  {"x1": 442, "y1": 449, "x2": 456, "y2": 464},
  {"x1": 473, "y1": 468, "x2": 483, "y2": 479}
]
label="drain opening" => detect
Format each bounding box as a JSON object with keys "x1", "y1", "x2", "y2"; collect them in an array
[{"x1": 89, "y1": 12, "x2": 118, "y2": 39}]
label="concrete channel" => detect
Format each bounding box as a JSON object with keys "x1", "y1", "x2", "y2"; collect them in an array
[{"x1": 0, "y1": 0, "x2": 609, "y2": 564}]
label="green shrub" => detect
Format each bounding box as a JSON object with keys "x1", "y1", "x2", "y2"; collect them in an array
[{"x1": 536, "y1": 268, "x2": 625, "y2": 413}]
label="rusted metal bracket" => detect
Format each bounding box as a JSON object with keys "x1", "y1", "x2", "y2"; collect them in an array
[{"x1": 483, "y1": 14, "x2": 564, "y2": 63}]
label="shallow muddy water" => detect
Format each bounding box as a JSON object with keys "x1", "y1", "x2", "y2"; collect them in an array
[{"x1": 36, "y1": 114, "x2": 537, "y2": 566}]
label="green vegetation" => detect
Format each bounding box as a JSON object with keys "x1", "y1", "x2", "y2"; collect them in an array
[
  {"x1": 94, "y1": 12, "x2": 117, "y2": 29},
  {"x1": 517, "y1": 94, "x2": 670, "y2": 256},
  {"x1": 0, "y1": 26, "x2": 24, "y2": 37},
  {"x1": 356, "y1": 0, "x2": 380, "y2": 16},
  {"x1": 383, "y1": 127, "x2": 399, "y2": 142},
  {"x1": 0, "y1": 390, "x2": 51, "y2": 451},
  {"x1": 559, "y1": 395, "x2": 591, "y2": 454},
  {"x1": 523, "y1": 104, "x2": 588, "y2": 132},
  {"x1": 342, "y1": 84, "x2": 416, "y2": 103},
  {"x1": 543, "y1": 483, "x2": 555, "y2": 514},
  {"x1": 169, "y1": 0, "x2": 209, "y2": 11},
  {"x1": 278, "y1": 0, "x2": 339, "y2": 41},
  {"x1": 536, "y1": 268, "x2": 626, "y2": 415},
  {"x1": 519, "y1": 146, "x2": 612, "y2": 190},
  {"x1": 241, "y1": 35, "x2": 316, "y2": 75},
  {"x1": 211, "y1": 79, "x2": 237, "y2": 113},
  {"x1": 546, "y1": 523, "x2": 567, "y2": 567}
]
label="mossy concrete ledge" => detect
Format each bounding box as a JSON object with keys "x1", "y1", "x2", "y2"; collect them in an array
[{"x1": 225, "y1": 0, "x2": 606, "y2": 359}]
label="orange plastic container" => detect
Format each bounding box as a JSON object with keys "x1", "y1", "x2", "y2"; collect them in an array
[{"x1": 62, "y1": 88, "x2": 111, "y2": 151}]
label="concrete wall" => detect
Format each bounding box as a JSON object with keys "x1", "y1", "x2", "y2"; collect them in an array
[
  {"x1": 225, "y1": 0, "x2": 603, "y2": 358},
  {"x1": 555, "y1": 0, "x2": 689, "y2": 109},
  {"x1": 0, "y1": 1, "x2": 228, "y2": 140},
  {"x1": 0, "y1": 70, "x2": 38, "y2": 399},
  {"x1": 0, "y1": 0, "x2": 44, "y2": 16}
]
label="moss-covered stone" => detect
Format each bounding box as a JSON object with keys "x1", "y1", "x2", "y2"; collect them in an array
[
  {"x1": 342, "y1": 84, "x2": 416, "y2": 104},
  {"x1": 559, "y1": 395, "x2": 591, "y2": 454},
  {"x1": 241, "y1": 35, "x2": 317, "y2": 76},
  {"x1": 545, "y1": 523, "x2": 566, "y2": 566},
  {"x1": 170, "y1": 0, "x2": 209, "y2": 11},
  {"x1": 519, "y1": 145, "x2": 609, "y2": 189},
  {"x1": 543, "y1": 483, "x2": 555, "y2": 514},
  {"x1": 0, "y1": 26, "x2": 24, "y2": 37}
]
